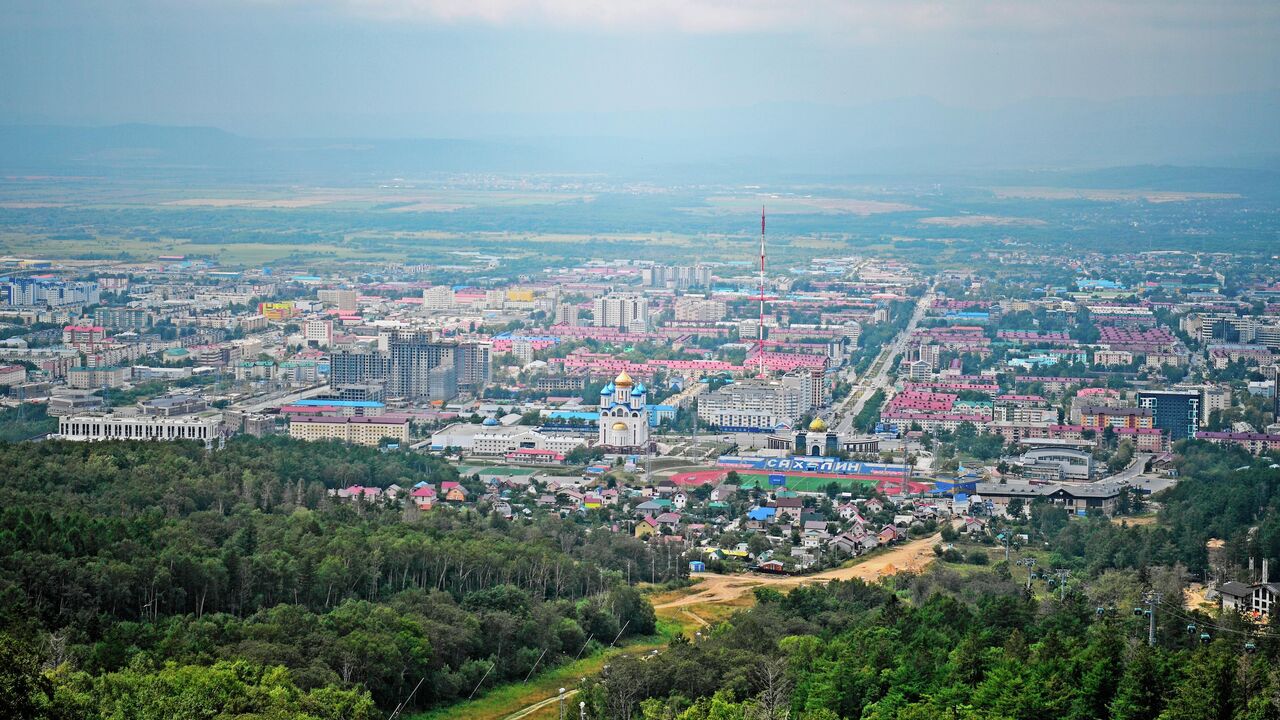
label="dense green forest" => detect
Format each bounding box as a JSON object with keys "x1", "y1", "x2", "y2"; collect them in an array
[
  {"x1": 0, "y1": 437, "x2": 663, "y2": 717},
  {"x1": 1, "y1": 435, "x2": 1277, "y2": 718},
  {"x1": 0, "y1": 403, "x2": 57, "y2": 443},
  {"x1": 580, "y1": 573, "x2": 1280, "y2": 720}
]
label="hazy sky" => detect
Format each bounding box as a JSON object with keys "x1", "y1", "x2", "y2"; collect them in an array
[{"x1": 2, "y1": 0, "x2": 1278, "y2": 137}]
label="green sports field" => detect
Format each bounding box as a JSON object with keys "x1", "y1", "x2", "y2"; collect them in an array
[{"x1": 735, "y1": 474, "x2": 879, "y2": 492}]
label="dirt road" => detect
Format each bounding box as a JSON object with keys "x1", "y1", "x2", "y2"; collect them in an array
[
  {"x1": 655, "y1": 533, "x2": 941, "y2": 611},
  {"x1": 490, "y1": 534, "x2": 940, "y2": 720}
]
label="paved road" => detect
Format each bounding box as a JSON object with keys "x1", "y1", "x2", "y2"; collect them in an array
[
  {"x1": 231, "y1": 383, "x2": 329, "y2": 413},
  {"x1": 835, "y1": 289, "x2": 935, "y2": 434}
]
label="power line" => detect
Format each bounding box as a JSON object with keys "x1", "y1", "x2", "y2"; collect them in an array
[{"x1": 1154, "y1": 597, "x2": 1278, "y2": 639}]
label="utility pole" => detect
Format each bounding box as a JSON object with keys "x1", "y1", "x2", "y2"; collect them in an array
[
  {"x1": 1016, "y1": 558, "x2": 1037, "y2": 590},
  {"x1": 1053, "y1": 568, "x2": 1071, "y2": 601},
  {"x1": 1146, "y1": 592, "x2": 1163, "y2": 647}
]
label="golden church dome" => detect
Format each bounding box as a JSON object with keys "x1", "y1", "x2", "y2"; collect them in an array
[
  {"x1": 612, "y1": 421, "x2": 629, "y2": 431},
  {"x1": 614, "y1": 371, "x2": 634, "y2": 387},
  {"x1": 808, "y1": 417, "x2": 828, "y2": 433}
]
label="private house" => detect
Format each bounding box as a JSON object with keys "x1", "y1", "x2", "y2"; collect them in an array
[
  {"x1": 878, "y1": 525, "x2": 901, "y2": 545},
  {"x1": 441, "y1": 482, "x2": 469, "y2": 503},
  {"x1": 410, "y1": 484, "x2": 437, "y2": 510},
  {"x1": 634, "y1": 498, "x2": 669, "y2": 516},
  {"x1": 635, "y1": 516, "x2": 658, "y2": 538},
  {"x1": 757, "y1": 559, "x2": 787, "y2": 574},
  {"x1": 333, "y1": 485, "x2": 383, "y2": 501},
  {"x1": 746, "y1": 506, "x2": 778, "y2": 530},
  {"x1": 774, "y1": 497, "x2": 804, "y2": 523},
  {"x1": 655, "y1": 512, "x2": 682, "y2": 528}
]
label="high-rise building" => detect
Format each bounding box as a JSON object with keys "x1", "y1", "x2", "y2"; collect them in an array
[
  {"x1": 512, "y1": 340, "x2": 535, "y2": 365},
  {"x1": 330, "y1": 349, "x2": 391, "y2": 389},
  {"x1": 674, "y1": 297, "x2": 727, "y2": 322},
  {"x1": 593, "y1": 293, "x2": 649, "y2": 332},
  {"x1": 1265, "y1": 366, "x2": 1280, "y2": 421},
  {"x1": 423, "y1": 285, "x2": 455, "y2": 310},
  {"x1": 1, "y1": 278, "x2": 99, "y2": 308},
  {"x1": 427, "y1": 364, "x2": 457, "y2": 401},
  {"x1": 454, "y1": 342, "x2": 492, "y2": 390},
  {"x1": 318, "y1": 288, "x2": 358, "y2": 312},
  {"x1": 94, "y1": 306, "x2": 152, "y2": 330},
  {"x1": 1138, "y1": 390, "x2": 1201, "y2": 442},
  {"x1": 556, "y1": 302, "x2": 580, "y2": 326},
  {"x1": 387, "y1": 331, "x2": 454, "y2": 399},
  {"x1": 642, "y1": 264, "x2": 713, "y2": 289},
  {"x1": 330, "y1": 335, "x2": 488, "y2": 401}
]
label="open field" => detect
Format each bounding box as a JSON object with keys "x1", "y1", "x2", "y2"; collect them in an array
[
  {"x1": 1112, "y1": 513, "x2": 1159, "y2": 526},
  {"x1": 992, "y1": 187, "x2": 1242, "y2": 203},
  {"x1": 0, "y1": 234, "x2": 392, "y2": 265},
  {"x1": 692, "y1": 195, "x2": 920, "y2": 216},
  {"x1": 919, "y1": 215, "x2": 1047, "y2": 227},
  {"x1": 0, "y1": 182, "x2": 594, "y2": 212}
]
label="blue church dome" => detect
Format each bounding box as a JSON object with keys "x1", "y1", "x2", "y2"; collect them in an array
[
  {"x1": 481, "y1": 417, "x2": 499, "y2": 426},
  {"x1": 600, "y1": 383, "x2": 615, "y2": 395}
]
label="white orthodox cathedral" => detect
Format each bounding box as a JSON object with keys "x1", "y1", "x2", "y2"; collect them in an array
[{"x1": 597, "y1": 371, "x2": 650, "y2": 449}]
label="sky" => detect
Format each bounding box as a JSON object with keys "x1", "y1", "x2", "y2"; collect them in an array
[{"x1": 0, "y1": 0, "x2": 1278, "y2": 172}]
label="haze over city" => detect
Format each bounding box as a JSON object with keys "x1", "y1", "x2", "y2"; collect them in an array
[{"x1": 4, "y1": 0, "x2": 1280, "y2": 171}]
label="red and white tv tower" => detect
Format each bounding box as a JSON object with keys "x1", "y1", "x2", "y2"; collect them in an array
[{"x1": 757, "y1": 205, "x2": 767, "y2": 378}]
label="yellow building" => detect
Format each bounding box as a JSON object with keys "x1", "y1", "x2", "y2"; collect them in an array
[
  {"x1": 634, "y1": 517, "x2": 658, "y2": 538},
  {"x1": 505, "y1": 289, "x2": 535, "y2": 303},
  {"x1": 288, "y1": 415, "x2": 409, "y2": 446},
  {"x1": 1080, "y1": 406, "x2": 1154, "y2": 432},
  {"x1": 258, "y1": 301, "x2": 297, "y2": 322}
]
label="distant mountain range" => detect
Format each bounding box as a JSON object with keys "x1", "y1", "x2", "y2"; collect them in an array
[{"x1": 2, "y1": 90, "x2": 1279, "y2": 184}]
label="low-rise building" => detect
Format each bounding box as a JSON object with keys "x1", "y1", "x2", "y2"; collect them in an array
[
  {"x1": 287, "y1": 415, "x2": 410, "y2": 447},
  {"x1": 58, "y1": 412, "x2": 224, "y2": 447},
  {"x1": 66, "y1": 365, "x2": 131, "y2": 389},
  {"x1": 1195, "y1": 431, "x2": 1280, "y2": 455}
]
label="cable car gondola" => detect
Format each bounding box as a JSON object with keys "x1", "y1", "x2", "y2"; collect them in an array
[{"x1": 1199, "y1": 632, "x2": 1211, "y2": 644}]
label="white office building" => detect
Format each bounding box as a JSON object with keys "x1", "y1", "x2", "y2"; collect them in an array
[
  {"x1": 58, "y1": 412, "x2": 225, "y2": 447},
  {"x1": 697, "y1": 379, "x2": 809, "y2": 431}
]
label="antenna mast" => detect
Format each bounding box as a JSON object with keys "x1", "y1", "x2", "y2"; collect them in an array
[{"x1": 758, "y1": 205, "x2": 766, "y2": 378}]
